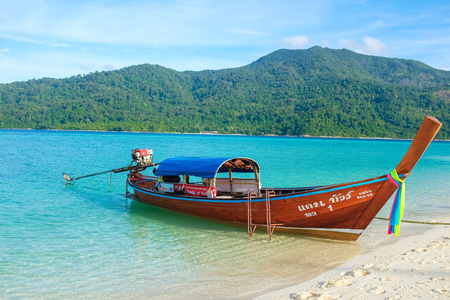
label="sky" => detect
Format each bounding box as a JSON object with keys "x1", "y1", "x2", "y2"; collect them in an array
[{"x1": 1, "y1": 0, "x2": 449, "y2": 84}]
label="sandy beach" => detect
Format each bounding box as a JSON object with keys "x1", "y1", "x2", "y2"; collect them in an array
[{"x1": 257, "y1": 224, "x2": 449, "y2": 300}]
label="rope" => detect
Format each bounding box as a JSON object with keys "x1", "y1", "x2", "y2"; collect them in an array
[{"x1": 375, "y1": 217, "x2": 450, "y2": 226}]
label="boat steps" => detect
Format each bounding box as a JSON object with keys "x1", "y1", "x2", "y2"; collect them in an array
[{"x1": 247, "y1": 188, "x2": 283, "y2": 240}]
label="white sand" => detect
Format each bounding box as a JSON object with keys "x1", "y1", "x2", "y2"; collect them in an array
[{"x1": 256, "y1": 226, "x2": 449, "y2": 300}]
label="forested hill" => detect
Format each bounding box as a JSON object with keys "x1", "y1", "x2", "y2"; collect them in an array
[{"x1": 1, "y1": 46, "x2": 449, "y2": 139}]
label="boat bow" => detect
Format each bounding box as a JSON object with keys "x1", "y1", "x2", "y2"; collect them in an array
[{"x1": 353, "y1": 116, "x2": 442, "y2": 232}]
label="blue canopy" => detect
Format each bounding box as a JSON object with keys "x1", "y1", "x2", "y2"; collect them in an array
[{"x1": 154, "y1": 157, "x2": 260, "y2": 178}]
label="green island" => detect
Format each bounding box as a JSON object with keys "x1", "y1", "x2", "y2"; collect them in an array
[{"x1": 1, "y1": 46, "x2": 449, "y2": 139}]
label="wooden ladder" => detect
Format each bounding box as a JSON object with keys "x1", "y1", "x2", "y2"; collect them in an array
[{"x1": 247, "y1": 188, "x2": 282, "y2": 240}]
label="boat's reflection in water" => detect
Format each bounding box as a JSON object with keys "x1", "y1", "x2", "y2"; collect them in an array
[{"x1": 124, "y1": 199, "x2": 361, "y2": 299}]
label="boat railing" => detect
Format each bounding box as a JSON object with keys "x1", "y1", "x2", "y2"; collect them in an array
[{"x1": 215, "y1": 178, "x2": 260, "y2": 194}]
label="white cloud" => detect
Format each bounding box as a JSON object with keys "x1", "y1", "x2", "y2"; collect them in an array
[
  {"x1": 0, "y1": 32, "x2": 44, "y2": 45},
  {"x1": 367, "y1": 20, "x2": 386, "y2": 30},
  {"x1": 281, "y1": 35, "x2": 309, "y2": 49},
  {"x1": 0, "y1": 1, "x2": 214, "y2": 46},
  {"x1": 0, "y1": 0, "x2": 329, "y2": 48},
  {"x1": 0, "y1": 50, "x2": 131, "y2": 83},
  {"x1": 338, "y1": 36, "x2": 389, "y2": 55},
  {"x1": 362, "y1": 36, "x2": 389, "y2": 55},
  {"x1": 0, "y1": 47, "x2": 10, "y2": 52}
]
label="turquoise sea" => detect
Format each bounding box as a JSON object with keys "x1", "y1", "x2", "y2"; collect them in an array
[{"x1": 1, "y1": 129, "x2": 449, "y2": 299}]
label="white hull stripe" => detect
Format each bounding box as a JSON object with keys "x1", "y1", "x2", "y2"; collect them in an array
[{"x1": 128, "y1": 174, "x2": 406, "y2": 204}]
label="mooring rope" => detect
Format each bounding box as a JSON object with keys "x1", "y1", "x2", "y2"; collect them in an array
[{"x1": 374, "y1": 217, "x2": 450, "y2": 226}]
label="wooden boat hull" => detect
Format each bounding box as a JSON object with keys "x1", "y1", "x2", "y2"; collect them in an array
[
  {"x1": 128, "y1": 174, "x2": 402, "y2": 240},
  {"x1": 126, "y1": 116, "x2": 442, "y2": 240}
]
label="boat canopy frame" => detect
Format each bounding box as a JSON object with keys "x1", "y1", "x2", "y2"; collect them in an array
[
  {"x1": 154, "y1": 157, "x2": 262, "y2": 195},
  {"x1": 154, "y1": 156, "x2": 260, "y2": 179}
]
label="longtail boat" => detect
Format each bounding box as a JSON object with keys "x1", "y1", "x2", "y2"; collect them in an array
[{"x1": 126, "y1": 117, "x2": 441, "y2": 240}]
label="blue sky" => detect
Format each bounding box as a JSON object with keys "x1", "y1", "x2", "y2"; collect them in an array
[{"x1": 1, "y1": 0, "x2": 449, "y2": 83}]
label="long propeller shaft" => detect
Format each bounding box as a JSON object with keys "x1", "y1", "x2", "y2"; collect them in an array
[{"x1": 63, "y1": 163, "x2": 157, "y2": 185}]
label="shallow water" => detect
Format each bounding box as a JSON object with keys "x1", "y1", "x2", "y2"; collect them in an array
[{"x1": 1, "y1": 130, "x2": 449, "y2": 299}]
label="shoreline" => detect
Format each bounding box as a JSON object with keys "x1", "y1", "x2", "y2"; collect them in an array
[
  {"x1": 256, "y1": 222, "x2": 450, "y2": 300},
  {"x1": 1, "y1": 127, "x2": 449, "y2": 142}
]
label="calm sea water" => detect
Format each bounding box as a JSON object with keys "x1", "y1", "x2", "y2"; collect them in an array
[{"x1": 1, "y1": 129, "x2": 449, "y2": 299}]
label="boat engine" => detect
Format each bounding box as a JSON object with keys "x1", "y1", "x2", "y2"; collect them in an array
[{"x1": 132, "y1": 148, "x2": 153, "y2": 166}]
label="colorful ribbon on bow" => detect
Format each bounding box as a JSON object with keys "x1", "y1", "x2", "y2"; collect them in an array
[{"x1": 387, "y1": 169, "x2": 405, "y2": 236}]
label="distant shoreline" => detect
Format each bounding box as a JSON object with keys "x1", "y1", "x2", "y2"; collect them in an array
[
  {"x1": 2, "y1": 127, "x2": 449, "y2": 142},
  {"x1": 2, "y1": 127, "x2": 449, "y2": 141}
]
